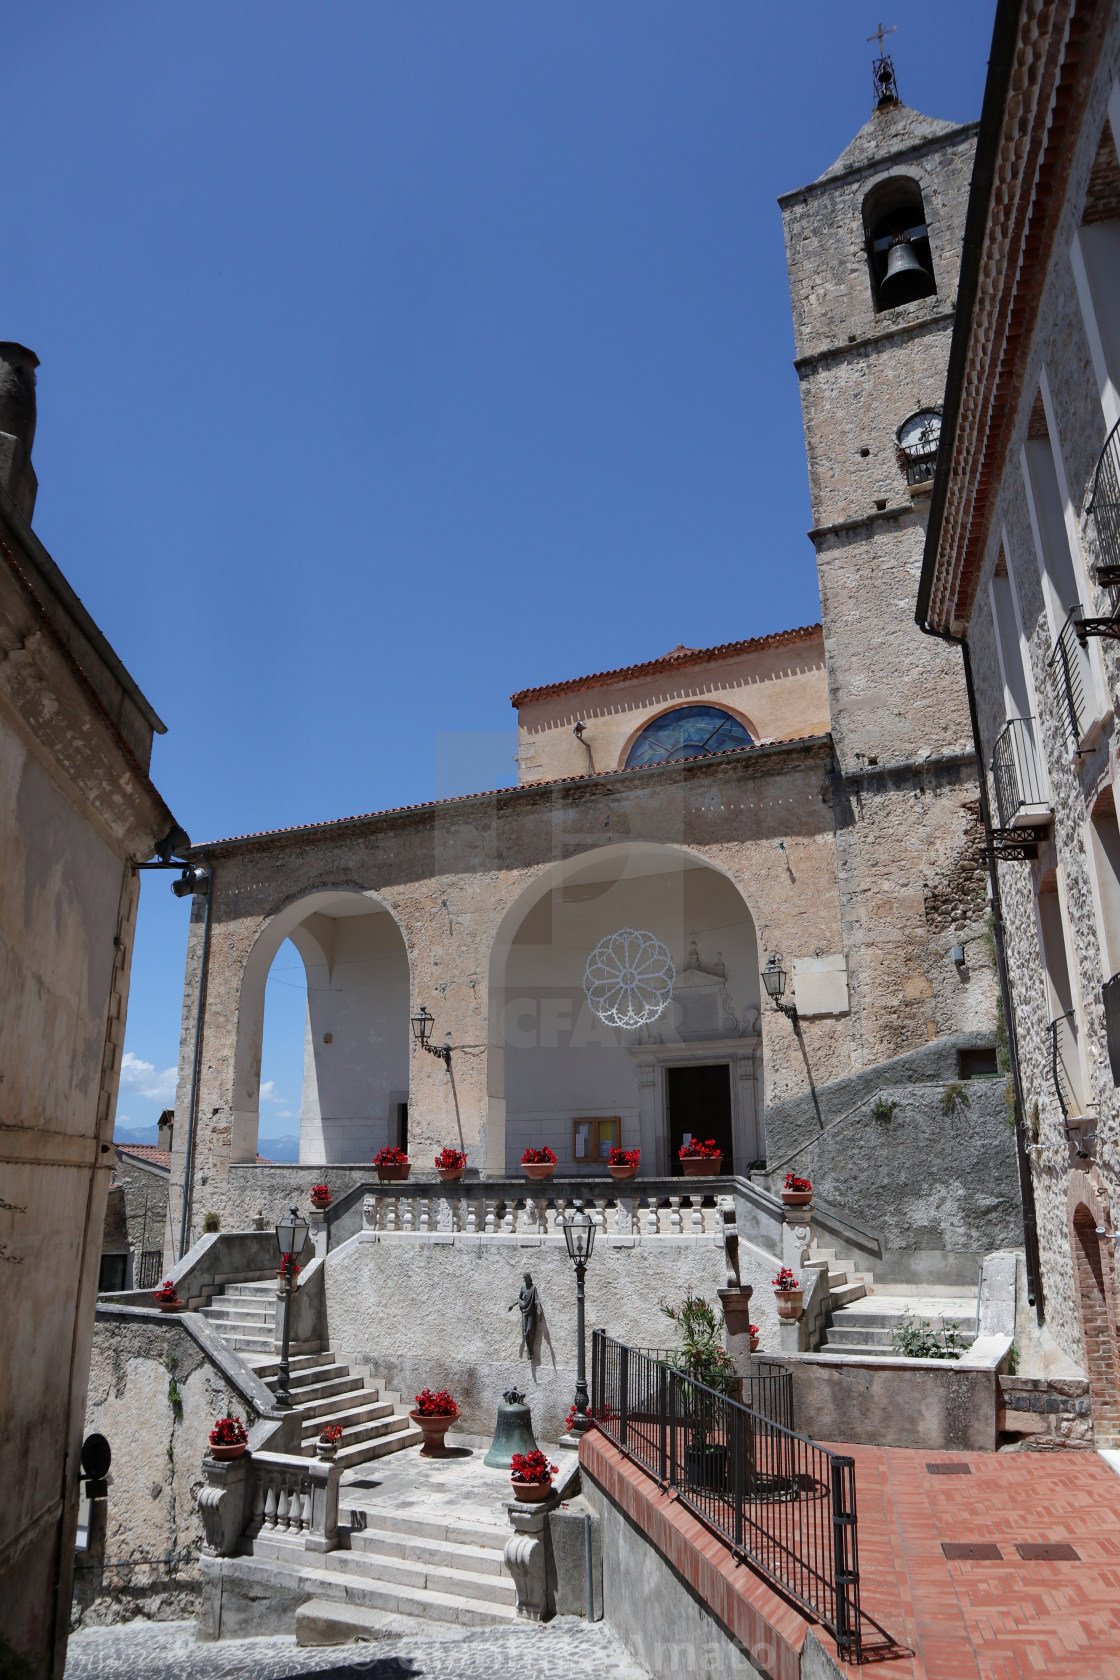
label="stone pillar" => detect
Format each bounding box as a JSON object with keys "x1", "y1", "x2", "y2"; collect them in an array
[
  {"x1": 718, "y1": 1285, "x2": 755, "y2": 1377},
  {"x1": 308, "y1": 1208, "x2": 329, "y2": 1259},
  {"x1": 504, "y1": 1492, "x2": 559, "y2": 1621},
  {"x1": 198, "y1": 1455, "x2": 251, "y2": 1557},
  {"x1": 781, "y1": 1206, "x2": 813, "y2": 1271}
]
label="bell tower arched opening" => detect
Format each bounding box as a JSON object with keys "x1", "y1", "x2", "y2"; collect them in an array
[{"x1": 863, "y1": 176, "x2": 937, "y2": 311}]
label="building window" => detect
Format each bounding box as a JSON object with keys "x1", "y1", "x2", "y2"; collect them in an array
[
  {"x1": 624, "y1": 706, "x2": 753, "y2": 769},
  {"x1": 863, "y1": 177, "x2": 937, "y2": 312}
]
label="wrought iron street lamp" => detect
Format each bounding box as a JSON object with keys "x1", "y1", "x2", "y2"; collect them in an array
[
  {"x1": 560, "y1": 1202, "x2": 596, "y2": 1444},
  {"x1": 411, "y1": 1004, "x2": 452, "y2": 1069},
  {"x1": 762, "y1": 954, "x2": 798, "y2": 1028},
  {"x1": 274, "y1": 1204, "x2": 309, "y2": 1409}
]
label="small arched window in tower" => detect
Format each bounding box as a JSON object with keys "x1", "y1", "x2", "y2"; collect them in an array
[
  {"x1": 624, "y1": 705, "x2": 753, "y2": 769},
  {"x1": 863, "y1": 178, "x2": 937, "y2": 312}
]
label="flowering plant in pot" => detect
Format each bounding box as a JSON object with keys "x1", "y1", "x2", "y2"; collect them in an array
[
  {"x1": 309, "y1": 1183, "x2": 332, "y2": 1210},
  {"x1": 521, "y1": 1145, "x2": 557, "y2": 1181},
  {"x1": 660, "y1": 1289, "x2": 737, "y2": 1489},
  {"x1": 678, "y1": 1137, "x2": 722, "y2": 1177},
  {"x1": 317, "y1": 1422, "x2": 344, "y2": 1459},
  {"x1": 781, "y1": 1172, "x2": 813, "y2": 1208},
  {"x1": 607, "y1": 1145, "x2": 640, "y2": 1181},
  {"x1": 209, "y1": 1414, "x2": 249, "y2": 1460},
  {"x1": 510, "y1": 1449, "x2": 558, "y2": 1502},
  {"x1": 772, "y1": 1266, "x2": 804, "y2": 1319},
  {"x1": 410, "y1": 1387, "x2": 458, "y2": 1455},
  {"x1": 435, "y1": 1146, "x2": 466, "y2": 1183},
  {"x1": 152, "y1": 1279, "x2": 183, "y2": 1312},
  {"x1": 277, "y1": 1252, "x2": 301, "y2": 1284},
  {"x1": 373, "y1": 1144, "x2": 410, "y2": 1182},
  {"x1": 749, "y1": 1323, "x2": 761, "y2": 1353}
]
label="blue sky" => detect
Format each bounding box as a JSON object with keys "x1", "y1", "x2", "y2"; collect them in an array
[{"x1": 1, "y1": 2, "x2": 994, "y2": 1142}]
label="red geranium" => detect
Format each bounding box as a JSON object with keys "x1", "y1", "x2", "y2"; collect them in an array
[
  {"x1": 318, "y1": 1423, "x2": 344, "y2": 1444},
  {"x1": 413, "y1": 1387, "x2": 457, "y2": 1417},
  {"x1": 210, "y1": 1414, "x2": 248, "y2": 1447},
  {"x1": 278, "y1": 1252, "x2": 300, "y2": 1279},
  {"x1": 152, "y1": 1279, "x2": 180, "y2": 1305},
  {"x1": 521, "y1": 1146, "x2": 557, "y2": 1165},
  {"x1": 784, "y1": 1172, "x2": 812, "y2": 1193},
  {"x1": 608, "y1": 1146, "x2": 640, "y2": 1167},
  {"x1": 510, "y1": 1449, "x2": 557, "y2": 1485},
  {"x1": 679, "y1": 1137, "x2": 721, "y2": 1159},
  {"x1": 435, "y1": 1147, "x2": 466, "y2": 1170},
  {"x1": 773, "y1": 1267, "x2": 800, "y2": 1291},
  {"x1": 373, "y1": 1145, "x2": 409, "y2": 1166},
  {"x1": 310, "y1": 1183, "x2": 332, "y2": 1207}
]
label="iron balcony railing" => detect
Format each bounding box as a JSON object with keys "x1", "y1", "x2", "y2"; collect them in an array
[
  {"x1": 1089, "y1": 417, "x2": 1120, "y2": 594},
  {"x1": 590, "y1": 1330, "x2": 862, "y2": 1663},
  {"x1": 991, "y1": 717, "x2": 1047, "y2": 829},
  {"x1": 1103, "y1": 973, "x2": 1120, "y2": 1088},
  {"x1": 1048, "y1": 1010, "x2": 1084, "y2": 1120},
  {"x1": 1048, "y1": 605, "x2": 1091, "y2": 748}
]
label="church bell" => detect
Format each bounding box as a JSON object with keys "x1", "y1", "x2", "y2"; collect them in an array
[
  {"x1": 878, "y1": 235, "x2": 932, "y2": 308},
  {"x1": 483, "y1": 1389, "x2": 539, "y2": 1469}
]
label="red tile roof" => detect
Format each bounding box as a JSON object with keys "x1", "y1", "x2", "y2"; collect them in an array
[
  {"x1": 509, "y1": 624, "x2": 823, "y2": 708},
  {"x1": 115, "y1": 1143, "x2": 171, "y2": 1171}
]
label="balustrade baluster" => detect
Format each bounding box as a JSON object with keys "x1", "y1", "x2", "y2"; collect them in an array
[
  {"x1": 276, "y1": 1483, "x2": 289, "y2": 1529},
  {"x1": 669, "y1": 1196, "x2": 683, "y2": 1235},
  {"x1": 690, "y1": 1198, "x2": 704, "y2": 1236},
  {"x1": 400, "y1": 1197, "x2": 415, "y2": 1234},
  {"x1": 465, "y1": 1199, "x2": 478, "y2": 1234},
  {"x1": 384, "y1": 1195, "x2": 398, "y2": 1233},
  {"x1": 502, "y1": 1200, "x2": 516, "y2": 1235},
  {"x1": 646, "y1": 1198, "x2": 660, "y2": 1236},
  {"x1": 300, "y1": 1482, "x2": 312, "y2": 1531},
  {"x1": 264, "y1": 1478, "x2": 278, "y2": 1529},
  {"x1": 417, "y1": 1197, "x2": 430, "y2": 1233},
  {"x1": 483, "y1": 1199, "x2": 497, "y2": 1235}
]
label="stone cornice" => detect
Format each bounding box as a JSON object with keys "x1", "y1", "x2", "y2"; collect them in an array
[{"x1": 793, "y1": 310, "x2": 955, "y2": 375}]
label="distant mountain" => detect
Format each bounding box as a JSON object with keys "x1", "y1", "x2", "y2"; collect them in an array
[
  {"x1": 114, "y1": 1122, "x2": 160, "y2": 1147},
  {"x1": 257, "y1": 1134, "x2": 300, "y2": 1163}
]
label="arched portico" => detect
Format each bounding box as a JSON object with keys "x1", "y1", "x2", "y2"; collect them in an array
[
  {"x1": 1069, "y1": 1172, "x2": 1120, "y2": 1446},
  {"x1": 487, "y1": 842, "x2": 763, "y2": 1176},
  {"x1": 231, "y1": 888, "x2": 410, "y2": 1164}
]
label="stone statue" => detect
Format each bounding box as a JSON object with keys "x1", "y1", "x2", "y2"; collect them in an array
[{"x1": 508, "y1": 1272, "x2": 541, "y2": 1356}]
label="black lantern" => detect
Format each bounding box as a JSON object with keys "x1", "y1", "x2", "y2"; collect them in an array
[
  {"x1": 273, "y1": 1204, "x2": 309, "y2": 1409},
  {"x1": 762, "y1": 954, "x2": 798, "y2": 1027},
  {"x1": 563, "y1": 1203, "x2": 596, "y2": 1265},
  {"x1": 561, "y1": 1202, "x2": 596, "y2": 1444},
  {"x1": 411, "y1": 1004, "x2": 451, "y2": 1068}
]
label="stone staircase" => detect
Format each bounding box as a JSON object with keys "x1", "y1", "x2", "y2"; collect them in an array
[
  {"x1": 200, "y1": 1280, "x2": 422, "y2": 1468},
  {"x1": 801, "y1": 1249, "x2": 978, "y2": 1358}
]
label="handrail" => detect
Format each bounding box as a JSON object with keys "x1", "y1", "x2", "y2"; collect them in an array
[
  {"x1": 1088, "y1": 415, "x2": 1120, "y2": 592},
  {"x1": 990, "y1": 716, "x2": 1045, "y2": 829},
  {"x1": 1048, "y1": 1010, "x2": 1079, "y2": 1121},
  {"x1": 1048, "y1": 605, "x2": 1088, "y2": 747},
  {"x1": 591, "y1": 1330, "x2": 863, "y2": 1663}
]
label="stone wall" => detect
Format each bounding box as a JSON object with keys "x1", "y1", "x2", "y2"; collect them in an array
[{"x1": 112, "y1": 1151, "x2": 169, "y2": 1260}]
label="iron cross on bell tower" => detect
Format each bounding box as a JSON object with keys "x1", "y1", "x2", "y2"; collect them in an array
[{"x1": 868, "y1": 21, "x2": 899, "y2": 108}]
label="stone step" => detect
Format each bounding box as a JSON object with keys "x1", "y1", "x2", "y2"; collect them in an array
[
  {"x1": 830, "y1": 1282, "x2": 867, "y2": 1306},
  {"x1": 328, "y1": 1423, "x2": 424, "y2": 1467},
  {"x1": 299, "y1": 1397, "x2": 393, "y2": 1438},
  {"x1": 285, "y1": 1383, "x2": 380, "y2": 1426},
  {"x1": 821, "y1": 1324, "x2": 977, "y2": 1352},
  {"x1": 222, "y1": 1281, "x2": 278, "y2": 1297},
  {"x1": 239, "y1": 1550, "x2": 515, "y2": 1628},
  {"x1": 829, "y1": 1311, "x2": 977, "y2": 1334},
  {"x1": 352, "y1": 1527, "x2": 508, "y2": 1578},
  {"x1": 301, "y1": 1410, "x2": 405, "y2": 1453},
  {"x1": 325, "y1": 1547, "x2": 516, "y2": 1607},
  {"x1": 352, "y1": 1506, "x2": 510, "y2": 1553},
  {"x1": 247, "y1": 1351, "x2": 334, "y2": 1378},
  {"x1": 200, "y1": 1306, "x2": 274, "y2": 1327},
  {"x1": 212, "y1": 1332, "x2": 274, "y2": 1353}
]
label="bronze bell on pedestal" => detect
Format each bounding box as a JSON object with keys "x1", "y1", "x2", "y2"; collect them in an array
[
  {"x1": 483, "y1": 1387, "x2": 539, "y2": 1468},
  {"x1": 879, "y1": 234, "x2": 932, "y2": 308}
]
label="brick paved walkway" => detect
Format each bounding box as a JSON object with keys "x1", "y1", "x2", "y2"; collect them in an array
[{"x1": 840, "y1": 1444, "x2": 1120, "y2": 1677}]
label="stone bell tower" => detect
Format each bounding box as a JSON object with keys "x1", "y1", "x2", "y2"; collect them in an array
[
  {"x1": 778, "y1": 58, "x2": 991, "y2": 1066},
  {"x1": 779, "y1": 57, "x2": 977, "y2": 772}
]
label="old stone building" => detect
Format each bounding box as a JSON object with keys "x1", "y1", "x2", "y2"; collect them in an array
[
  {"x1": 164, "y1": 68, "x2": 1018, "y2": 1297},
  {"x1": 0, "y1": 343, "x2": 178, "y2": 1674},
  {"x1": 921, "y1": 0, "x2": 1120, "y2": 1441}
]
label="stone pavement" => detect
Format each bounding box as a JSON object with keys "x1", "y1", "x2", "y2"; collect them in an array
[{"x1": 64, "y1": 1617, "x2": 650, "y2": 1680}]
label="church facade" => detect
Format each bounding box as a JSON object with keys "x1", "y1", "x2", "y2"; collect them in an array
[{"x1": 166, "y1": 75, "x2": 1020, "y2": 1290}]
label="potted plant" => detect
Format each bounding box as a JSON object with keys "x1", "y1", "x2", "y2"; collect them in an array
[
  {"x1": 373, "y1": 1145, "x2": 411, "y2": 1182},
  {"x1": 309, "y1": 1183, "x2": 332, "y2": 1210},
  {"x1": 276, "y1": 1252, "x2": 301, "y2": 1289},
  {"x1": 678, "y1": 1137, "x2": 722, "y2": 1177},
  {"x1": 660, "y1": 1290, "x2": 737, "y2": 1491},
  {"x1": 521, "y1": 1146, "x2": 557, "y2": 1181},
  {"x1": 749, "y1": 1323, "x2": 761, "y2": 1354},
  {"x1": 781, "y1": 1172, "x2": 813, "y2": 1208},
  {"x1": 773, "y1": 1266, "x2": 804, "y2": 1319},
  {"x1": 607, "y1": 1145, "x2": 640, "y2": 1181},
  {"x1": 410, "y1": 1387, "x2": 459, "y2": 1455},
  {"x1": 209, "y1": 1414, "x2": 249, "y2": 1461},
  {"x1": 435, "y1": 1147, "x2": 466, "y2": 1183},
  {"x1": 510, "y1": 1449, "x2": 558, "y2": 1503},
  {"x1": 317, "y1": 1422, "x2": 344, "y2": 1460},
  {"x1": 152, "y1": 1279, "x2": 183, "y2": 1313}
]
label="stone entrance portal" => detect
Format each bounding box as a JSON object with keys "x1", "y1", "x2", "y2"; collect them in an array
[{"x1": 666, "y1": 1063, "x2": 734, "y2": 1173}]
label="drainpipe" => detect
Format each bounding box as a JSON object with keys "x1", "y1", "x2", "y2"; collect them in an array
[
  {"x1": 917, "y1": 626, "x2": 1044, "y2": 1320},
  {"x1": 177, "y1": 858, "x2": 213, "y2": 1261}
]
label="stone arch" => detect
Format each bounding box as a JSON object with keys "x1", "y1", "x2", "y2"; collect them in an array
[
  {"x1": 486, "y1": 841, "x2": 763, "y2": 1177},
  {"x1": 231, "y1": 886, "x2": 411, "y2": 1165},
  {"x1": 1068, "y1": 1170, "x2": 1120, "y2": 1445},
  {"x1": 861, "y1": 173, "x2": 937, "y2": 311}
]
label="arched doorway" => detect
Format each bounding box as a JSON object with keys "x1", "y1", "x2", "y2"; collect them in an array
[
  {"x1": 1071, "y1": 1185, "x2": 1120, "y2": 1445},
  {"x1": 488, "y1": 842, "x2": 763, "y2": 1176},
  {"x1": 233, "y1": 889, "x2": 410, "y2": 1165}
]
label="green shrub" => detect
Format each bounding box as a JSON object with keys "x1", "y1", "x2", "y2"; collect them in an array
[
  {"x1": 941, "y1": 1081, "x2": 971, "y2": 1117},
  {"x1": 203, "y1": 1211, "x2": 220, "y2": 1233},
  {"x1": 890, "y1": 1311, "x2": 966, "y2": 1360},
  {"x1": 871, "y1": 1096, "x2": 897, "y2": 1122}
]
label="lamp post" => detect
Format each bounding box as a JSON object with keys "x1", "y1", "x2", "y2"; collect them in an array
[
  {"x1": 411, "y1": 1003, "x2": 452, "y2": 1069},
  {"x1": 762, "y1": 953, "x2": 799, "y2": 1028},
  {"x1": 560, "y1": 1202, "x2": 596, "y2": 1446},
  {"x1": 274, "y1": 1204, "x2": 309, "y2": 1410}
]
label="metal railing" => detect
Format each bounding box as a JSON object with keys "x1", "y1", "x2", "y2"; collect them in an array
[
  {"x1": 591, "y1": 1331, "x2": 862, "y2": 1663},
  {"x1": 1048, "y1": 1010, "x2": 1083, "y2": 1119},
  {"x1": 136, "y1": 1250, "x2": 164, "y2": 1290},
  {"x1": 637, "y1": 1347, "x2": 795, "y2": 1431},
  {"x1": 1089, "y1": 417, "x2": 1120, "y2": 594},
  {"x1": 1103, "y1": 973, "x2": 1120, "y2": 1088},
  {"x1": 991, "y1": 717, "x2": 1046, "y2": 828},
  {"x1": 1048, "y1": 605, "x2": 1090, "y2": 747}
]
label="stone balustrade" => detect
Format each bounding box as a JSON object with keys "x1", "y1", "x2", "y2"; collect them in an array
[
  {"x1": 198, "y1": 1449, "x2": 341, "y2": 1559},
  {"x1": 358, "y1": 1185, "x2": 730, "y2": 1246}
]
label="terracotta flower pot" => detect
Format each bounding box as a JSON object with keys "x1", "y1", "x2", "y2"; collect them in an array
[
  {"x1": 511, "y1": 1478, "x2": 553, "y2": 1502},
  {"x1": 680, "y1": 1155, "x2": 721, "y2": 1177},
  {"x1": 410, "y1": 1408, "x2": 457, "y2": 1455},
  {"x1": 156, "y1": 1300, "x2": 184, "y2": 1313},
  {"x1": 781, "y1": 1189, "x2": 813, "y2": 1207},
  {"x1": 522, "y1": 1161, "x2": 556, "y2": 1180},
  {"x1": 310, "y1": 1198, "x2": 332, "y2": 1211},
  {"x1": 376, "y1": 1162, "x2": 411, "y2": 1182},
  {"x1": 436, "y1": 1166, "x2": 465, "y2": 1183},
  {"x1": 608, "y1": 1162, "x2": 639, "y2": 1180},
  {"x1": 774, "y1": 1289, "x2": 804, "y2": 1321},
  {"x1": 749, "y1": 1333, "x2": 761, "y2": 1353},
  {"x1": 209, "y1": 1442, "x2": 247, "y2": 1461}
]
